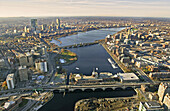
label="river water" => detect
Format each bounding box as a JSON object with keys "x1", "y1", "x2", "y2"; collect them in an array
[
  {"x1": 51, "y1": 28, "x2": 124, "y2": 75},
  {"x1": 39, "y1": 27, "x2": 136, "y2": 111},
  {"x1": 39, "y1": 90, "x2": 136, "y2": 111}
]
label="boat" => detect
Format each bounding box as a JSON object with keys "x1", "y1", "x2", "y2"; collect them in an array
[
  {"x1": 92, "y1": 68, "x2": 98, "y2": 77},
  {"x1": 76, "y1": 67, "x2": 79, "y2": 70},
  {"x1": 108, "y1": 58, "x2": 118, "y2": 69}
]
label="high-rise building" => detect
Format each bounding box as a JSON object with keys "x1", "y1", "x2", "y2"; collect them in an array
[
  {"x1": 19, "y1": 55, "x2": 27, "y2": 66},
  {"x1": 31, "y1": 19, "x2": 38, "y2": 27},
  {"x1": 26, "y1": 53, "x2": 33, "y2": 66},
  {"x1": 31, "y1": 19, "x2": 38, "y2": 31},
  {"x1": 56, "y1": 18, "x2": 60, "y2": 29},
  {"x1": 158, "y1": 82, "x2": 170, "y2": 102},
  {"x1": 35, "y1": 60, "x2": 48, "y2": 72},
  {"x1": 18, "y1": 66, "x2": 28, "y2": 81},
  {"x1": 24, "y1": 26, "x2": 27, "y2": 32},
  {"x1": 6, "y1": 73, "x2": 15, "y2": 89}
]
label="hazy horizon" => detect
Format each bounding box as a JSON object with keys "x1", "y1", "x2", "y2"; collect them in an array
[{"x1": 0, "y1": 0, "x2": 170, "y2": 17}]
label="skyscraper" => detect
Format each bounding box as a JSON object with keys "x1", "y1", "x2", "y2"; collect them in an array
[
  {"x1": 56, "y1": 18, "x2": 60, "y2": 29},
  {"x1": 31, "y1": 19, "x2": 38, "y2": 31},
  {"x1": 18, "y1": 66, "x2": 28, "y2": 81},
  {"x1": 6, "y1": 73, "x2": 15, "y2": 89},
  {"x1": 24, "y1": 26, "x2": 27, "y2": 32}
]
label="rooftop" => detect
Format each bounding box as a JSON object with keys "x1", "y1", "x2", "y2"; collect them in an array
[
  {"x1": 117, "y1": 73, "x2": 139, "y2": 81},
  {"x1": 6, "y1": 73, "x2": 14, "y2": 81}
]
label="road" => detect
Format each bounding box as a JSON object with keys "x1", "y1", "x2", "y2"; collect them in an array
[
  {"x1": 134, "y1": 68, "x2": 154, "y2": 83},
  {"x1": 42, "y1": 52, "x2": 57, "y2": 85},
  {"x1": 21, "y1": 100, "x2": 36, "y2": 111}
]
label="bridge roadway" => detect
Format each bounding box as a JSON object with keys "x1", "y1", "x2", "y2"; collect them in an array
[
  {"x1": 0, "y1": 82, "x2": 152, "y2": 94},
  {"x1": 58, "y1": 41, "x2": 100, "y2": 49}
]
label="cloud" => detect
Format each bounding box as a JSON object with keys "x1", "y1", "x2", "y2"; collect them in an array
[{"x1": 0, "y1": 0, "x2": 170, "y2": 17}]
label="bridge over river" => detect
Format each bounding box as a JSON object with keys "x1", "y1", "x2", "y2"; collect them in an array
[
  {"x1": 47, "y1": 82, "x2": 151, "y2": 92},
  {"x1": 55, "y1": 39, "x2": 104, "y2": 49},
  {"x1": 0, "y1": 82, "x2": 154, "y2": 100}
]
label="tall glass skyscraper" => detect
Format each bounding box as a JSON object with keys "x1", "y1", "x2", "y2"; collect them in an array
[{"x1": 56, "y1": 18, "x2": 60, "y2": 29}]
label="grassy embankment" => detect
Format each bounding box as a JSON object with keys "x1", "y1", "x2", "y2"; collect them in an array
[{"x1": 56, "y1": 49, "x2": 77, "y2": 65}]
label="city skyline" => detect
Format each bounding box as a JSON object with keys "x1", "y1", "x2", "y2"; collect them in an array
[{"x1": 0, "y1": 0, "x2": 170, "y2": 18}]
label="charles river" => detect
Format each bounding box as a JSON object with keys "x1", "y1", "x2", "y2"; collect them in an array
[{"x1": 39, "y1": 28, "x2": 136, "y2": 111}]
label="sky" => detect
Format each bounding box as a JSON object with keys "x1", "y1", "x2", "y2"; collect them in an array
[{"x1": 0, "y1": 0, "x2": 170, "y2": 17}]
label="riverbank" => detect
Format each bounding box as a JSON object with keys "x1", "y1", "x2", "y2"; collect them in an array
[
  {"x1": 101, "y1": 43, "x2": 131, "y2": 73},
  {"x1": 74, "y1": 92, "x2": 138, "y2": 111},
  {"x1": 56, "y1": 49, "x2": 78, "y2": 66}
]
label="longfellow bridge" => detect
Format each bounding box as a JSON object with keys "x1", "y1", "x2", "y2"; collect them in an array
[
  {"x1": 0, "y1": 82, "x2": 155, "y2": 100},
  {"x1": 0, "y1": 82, "x2": 151, "y2": 94},
  {"x1": 47, "y1": 82, "x2": 151, "y2": 93}
]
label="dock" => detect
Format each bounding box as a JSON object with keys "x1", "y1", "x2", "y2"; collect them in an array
[{"x1": 101, "y1": 43, "x2": 130, "y2": 73}]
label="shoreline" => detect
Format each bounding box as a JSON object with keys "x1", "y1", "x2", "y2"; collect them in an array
[
  {"x1": 101, "y1": 43, "x2": 130, "y2": 73},
  {"x1": 48, "y1": 26, "x2": 126, "y2": 45},
  {"x1": 74, "y1": 89, "x2": 137, "y2": 111}
]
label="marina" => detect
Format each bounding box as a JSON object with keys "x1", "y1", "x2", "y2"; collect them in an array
[{"x1": 108, "y1": 58, "x2": 118, "y2": 69}]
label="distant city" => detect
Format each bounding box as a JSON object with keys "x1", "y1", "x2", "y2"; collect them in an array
[{"x1": 0, "y1": 16, "x2": 169, "y2": 111}]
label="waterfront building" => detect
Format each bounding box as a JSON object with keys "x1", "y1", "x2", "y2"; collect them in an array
[
  {"x1": 139, "y1": 101, "x2": 164, "y2": 111},
  {"x1": 6, "y1": 73, "x2": 15, "y2": 89},
  {"x1": 18, "y1": 66, "x2": 28, "y2": 81},
  {"x1": 117, "y1": 73, "x2": 139, "y2": 82},
  {"x1": 158, "y1": 82, "x2": 170, "y2": 102}
]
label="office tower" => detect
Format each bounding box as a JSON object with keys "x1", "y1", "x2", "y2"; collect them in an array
[
  {"x1": 26, "y1": 53, "x2": 33, "y2": 66},
  {"x1": 35, "y1": 60, "x2": 48, "y2": 72},
  {"x1": 6, "y1": 73, "x2": 15, "y2": 89},
  {"x1": 19, "y1": 55, "x2": 27, "y2": 66},
  {"x1": 41, "y1": 25, "x2": 44, "y2": 31},
  {"x1": 31, "y1": 19, "x2": 38, "y2": 31},
  {"x1": 56, "y1": 18, "x2": 60, "y2": 29},
  {"x1": 24, "y1": 26, "x2": 27, "y2": 32},
  {"x1": 18, "y1": 66, "x2": 28, "y2": 81}
]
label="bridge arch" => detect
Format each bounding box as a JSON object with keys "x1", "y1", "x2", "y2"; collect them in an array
[
  {"x1": 105, "y1": 88, "x2": 114, "y2": 92},
  {"x1": 53, "y1": 89, "x2": 60, "y2": 93},
  {"x1": 84, "y1": 89, "x2": 93, "y2": 92},
  {"x1": 125, "y1": 87, "x2": 134, "y2": 90},
  {"x1": 115, "y1": 87, "x2": 124, "y2": 91},
  {"x1": 94, "y1": 88, "x2": 103, "y2": 92},
  {"x1": 73, "y1": 89, "x2": 83, "y2": 93}
]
